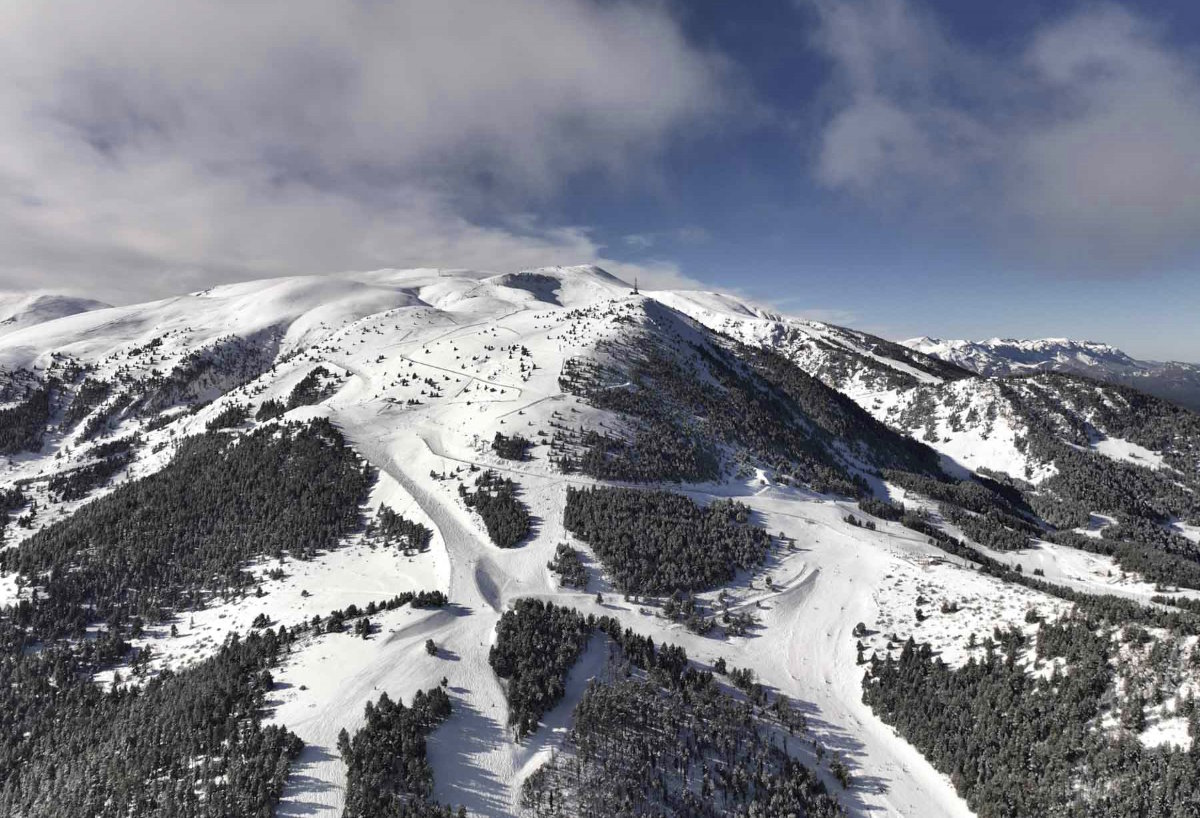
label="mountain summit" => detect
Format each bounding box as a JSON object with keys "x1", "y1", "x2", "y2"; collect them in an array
[{"x1": 0, "y1": 293, "x2": 110, "y2": 337}]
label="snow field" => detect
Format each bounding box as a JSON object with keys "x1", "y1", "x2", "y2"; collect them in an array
[{"x1": 5, "y1": 266, "x2": 1196, "y2": 816}]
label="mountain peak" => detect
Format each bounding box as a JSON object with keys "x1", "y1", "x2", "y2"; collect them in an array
[{"x1": 0, "y1": 292, "x2": 111, "y2": 337}]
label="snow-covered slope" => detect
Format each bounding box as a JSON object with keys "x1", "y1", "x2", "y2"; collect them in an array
[
  {"x1": 655, "y1": 290, "x2": 971, "y2": 399},
  {"x1": 0, "y1": 292, "x2": 109, "y2": 337},
  {"x1": 2, "y1": 266, "x2": 1199, "y2": 817},
  {"x1": 657, "y1": 308, "x2": 1199, "y2": 501},
  {"x1": 906, "y1": 336, "x2": 1200, "y2": 412}
]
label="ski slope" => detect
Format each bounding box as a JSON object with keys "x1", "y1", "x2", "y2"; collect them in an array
[{"x1": 4, "y1": 265, "x2": 1189, "y2": 817}]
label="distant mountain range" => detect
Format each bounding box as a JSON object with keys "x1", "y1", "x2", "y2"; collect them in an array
[{"x1": 904, "y1": 336, "x2": 1200, "y2": 412}]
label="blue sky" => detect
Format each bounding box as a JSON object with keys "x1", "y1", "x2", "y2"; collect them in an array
[
  {"x1": 564, "y1": 0, "x2": 1200, "y2": 360},
  {"x1": 1, "y1": 1, "x2": 1198, "y2": 360}
]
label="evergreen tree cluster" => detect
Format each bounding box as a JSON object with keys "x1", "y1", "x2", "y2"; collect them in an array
[
  {"x1": 856, "y1": 497, "x2": 905, "y2": 521},
  {"x1": 864, "y1": 618, "x2": 1200, "y2": 817},
  {"x1": 87, "y1": 433, "x2": 140, "y2": 459},
  {"x1": 286, "y1": 365, "x2": 339, "y2": 410},
  {"x1": 255, "y1": 398, "x2": 286, "y2": 421},
  {"x1": 523, "y1": 678, "x2": 844, "y2": 817},
  {"x1": 0, "y1": 418, "x2": 374, "y2": 636},
  {"x1": 46, "y1": 449, "x2": 133, "y2": 502},
  {"x1": 938, "y1": 503, "x2": 1031, "y2": 551},
  {"x1": 132, "y1": 331, "x2": 279, "y2": 416},
  {"x1": 0, "y1": 485, "x2": 26, "y2": 522},
  {"x1": 369, "y1": 505, "x2": 433, "y2": 553},
  {"x1": 662, "y1": 589, "x2": 720, "y2": 635},
  {"x1": 459, "y1": 469, "x2": 530, "y2": 548},
  {"x1": 884, "y1": 469, "x2": 1032, "y2": 522},
  {"x1": 0, "y1": 385, "x2": 49, "y2": 454},
  {"x1": 1152, "y1": 595, "x2": 1200, "y2": 615},
  {"x1": 563, "y1": 487, "x2": 770, "y2": 594},
  {"x1": 489, "y1": 599, "x2": 593, "y2": 738},
  {"x1": 487, "y1": 598, "x2": 708, "y2": 740},
  {"x1": 0, "y1": 628, "x2": 303, "y2": 818},
  {"x1": 339, "y1": 686, "x2": 453, "y2": 818},
  {"x1": 61, "y1": 376, "x2": 112, "y2": 427},
  {"x1": 550, "y1": 422, "x2": 717, "y2": 485},
  {"x1": 1027, "y1": 440, "x2": 1198, "y2": 528},
  {"x1": 308, "y1": 591, "x2": 448, "y2": 637},
  {"x1": 205, "y1": 401, "x2": 249, "y2": 430},
  {"x1": 491, "y1": 431, "x2": 533, "y2": 460},
  {"x1": 494, "y1": 597, "x2": 842, "y2": 816},
  {"x1": 547, "y1": 543, "x2": 588, "y2": 589}
]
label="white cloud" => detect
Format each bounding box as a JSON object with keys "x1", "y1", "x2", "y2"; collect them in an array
[
  {"x1": 0, "y1": 0, "x2": 728, "y2": 300},
  {"x1": 810, "y1": 0, "x2": 1200, "y2": 274}
]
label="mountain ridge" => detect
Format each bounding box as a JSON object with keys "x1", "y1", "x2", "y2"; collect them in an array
[{"x1": 905, "y1": 335, "x2": 1200, "y2": 411}]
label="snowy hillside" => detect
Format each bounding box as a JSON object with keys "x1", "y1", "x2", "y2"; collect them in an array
[
  {"x1": 907, "y1": 336, "x2": 1200, "y2": 412},
  {"x1": 659, "y1": 290, "x2": 971, "y2": 401},
  {"x1": 0, "y1": 292, "x2": 109, "y2": 337},
  {"x1": 2, "y1": 266, "x2": 1200, "y2": 817}
]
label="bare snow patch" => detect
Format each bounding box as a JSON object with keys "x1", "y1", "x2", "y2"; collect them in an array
[
  {"x1": 1141, "y1": 716, "x2": 1192, "y2": 751},
  {"x1": 1090, "y1": 436, "x2": 1166, "y2": 470}
]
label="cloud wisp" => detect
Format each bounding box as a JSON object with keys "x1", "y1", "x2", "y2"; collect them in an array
[
  {"x1": 810, "y1": 0, "x2": 1200, "y2": 275},
  {"x1": 0, "y1": 0, "x2": 729, "y2": 300}
]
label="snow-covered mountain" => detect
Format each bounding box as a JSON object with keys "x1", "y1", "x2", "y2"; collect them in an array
[
  {"x1": 669, "y1": 303, "x2": 1200, "y2": 511},
  {"x1": 906, "y1": 335, "x2": 1200, "y2": 411},
  {"x1": 660, "y1": 291, "x2": 972, "y2": 396},
  {"x1": 2, "y1": 266, "x2": 1200, "y2": 818},
  {"x1": 0, "y1": 292, "x2": 109, "y2": 337}
]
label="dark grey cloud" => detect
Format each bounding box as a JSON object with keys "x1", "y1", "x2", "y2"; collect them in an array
[
  {"x1": 0, "y1": 0, "x2": 730, "y2": 300},
  {"x1": 810, "y1": 0, "x2": 1200, "y2": 275}
]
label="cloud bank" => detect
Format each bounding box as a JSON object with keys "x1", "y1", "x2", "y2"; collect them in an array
[
  {"x1": 0, "y1": 0, "x2": 727, "y2": 300},
  {"x1": 811, "y1": 1, "x2": 1200, "y2": 275}
]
